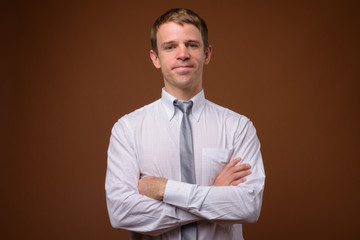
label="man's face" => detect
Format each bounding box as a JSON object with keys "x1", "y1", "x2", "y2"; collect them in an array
[{"x1": 150, "y1": 22, "x2": 212, "y2": 97}]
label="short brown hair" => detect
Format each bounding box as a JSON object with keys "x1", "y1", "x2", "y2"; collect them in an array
[{"x1": 150, "y1": 8, "x2": 209, "y2": 54}]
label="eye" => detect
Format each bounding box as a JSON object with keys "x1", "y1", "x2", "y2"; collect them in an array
[
  {"x1": 165, "y1": 45, "x2": 175, "y2": 50},
  {"x1": 188, "y1": 43, "x2": 199, "y2": 48}
]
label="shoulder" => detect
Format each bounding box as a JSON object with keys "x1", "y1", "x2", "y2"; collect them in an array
[
  {"x1": 113, "y1": 99, "x2": 162, "y2": 131},
  {"x1": 204, "y1": 99, "x2": 257, "y2": 137},
  {"x1": 205, "y1": 99, "x2": 250, "y2": 123}
]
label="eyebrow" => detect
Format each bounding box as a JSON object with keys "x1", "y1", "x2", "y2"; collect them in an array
[
  {"x1": 161, "y1": 40, "x2": 201, "y2": 47},
  {"x1": 187, "y1": 40, "x2": 201, "y2": 44},
  {"x1": 161, "y1": 41, "x2": 176, "y2": 47}
]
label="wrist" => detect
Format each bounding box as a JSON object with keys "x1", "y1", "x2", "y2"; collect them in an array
[{"x1": 158, "y1": 178, "x2": 168, "y2": 200}]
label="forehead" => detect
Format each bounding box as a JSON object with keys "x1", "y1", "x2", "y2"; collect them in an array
[{"x1": 156, "y1": 22, "x2": 202, "y2": 44}]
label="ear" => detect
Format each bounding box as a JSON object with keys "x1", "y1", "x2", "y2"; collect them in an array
[
  {"x1": 150, "y1": 49, "x2": 161, "y2": 69},
  {"x1": 204, "y1": 45, "x2": 212, "y2": 65}
]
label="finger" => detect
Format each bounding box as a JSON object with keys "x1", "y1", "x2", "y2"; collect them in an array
[
  {"x1": 234, "y1": 163, "x2": 251, "y2": 172},
  {"x1": 231, "y1": 178, "x2": 247, "y2": 186},
  {"x1": 230, "y1": 170, "x2": 251, "y2": 183},
  {"x1": 228, "y1": 158, "x2": 242, "y2": 167}
]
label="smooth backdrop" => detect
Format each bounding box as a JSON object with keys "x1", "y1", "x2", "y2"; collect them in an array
[{"x1": 2, "y1": 0, "x2": 359, "y2": 239}]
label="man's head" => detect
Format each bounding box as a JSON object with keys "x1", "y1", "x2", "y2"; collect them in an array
[
  {"x1": 150, "y1": 8, "x2": 209, "y2": 54},
  {"x1": 149, "y1": 8, "x2": 212, "y2": 100}
]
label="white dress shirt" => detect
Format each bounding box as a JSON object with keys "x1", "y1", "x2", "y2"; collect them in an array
[{"x1": 105, "y1": 88, "x2": 265, "y2": 240}]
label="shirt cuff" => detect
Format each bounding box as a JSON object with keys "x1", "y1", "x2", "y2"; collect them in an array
[{"x1": 163, "y1": 180, "x2": 193, "y2": 209}]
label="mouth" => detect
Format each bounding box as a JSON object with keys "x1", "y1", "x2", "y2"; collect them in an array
[{"x1": 172, "y1": 65, "x2": 193, "y2": 70}]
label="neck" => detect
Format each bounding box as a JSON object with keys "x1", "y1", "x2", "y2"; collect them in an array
[{"x1": 164, "y1": 85, "x2": 201, "y2": 101}]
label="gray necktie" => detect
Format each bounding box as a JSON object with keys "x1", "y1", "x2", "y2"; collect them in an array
[{"x1": 174, "y1": 100, "x2": 197, "y2": 240}]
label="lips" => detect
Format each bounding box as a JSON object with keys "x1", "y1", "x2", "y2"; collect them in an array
[{"x1": 172, "y1": 65, "x2": 193, "y2": 70}]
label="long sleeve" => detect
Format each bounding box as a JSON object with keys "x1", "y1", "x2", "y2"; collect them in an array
[
  {"x1": 106, "y1": 90, "x2": 265, "y2": 239},
  {"x1": 163, "y1": 119, "x2": 265, "y2": 223},
  {"x1": 105, "y1": 117, "x2": 201, "y2": 236}
]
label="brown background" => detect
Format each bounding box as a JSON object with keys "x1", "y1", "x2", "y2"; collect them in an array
[{"x1": 2, "y1": 0, "x2": 359, "y2": 239}]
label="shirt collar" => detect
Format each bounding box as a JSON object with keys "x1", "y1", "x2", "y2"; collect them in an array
[{"x1": 161, "y1": 88, "x2": 206, "y2": 122}]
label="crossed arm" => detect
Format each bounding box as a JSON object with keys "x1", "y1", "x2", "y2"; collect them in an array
[
  {"x1": 106, "y1": 117, "x2": 265, "y2": 236},
  {"x1": 138, "y1": 158, "x2": 252, "y2": 200}
]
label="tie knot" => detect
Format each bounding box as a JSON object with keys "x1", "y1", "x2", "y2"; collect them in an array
[{"x1": 174, "y1": 100, "x2": 193, "y2": 114}]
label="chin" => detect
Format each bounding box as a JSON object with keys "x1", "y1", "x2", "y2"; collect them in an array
[
  {"x1": 165, "y1": 75, "x2": 201, "y2": 90},
  {"x1": 176, "y1": 80, "x2": 196, "y2": 89}
]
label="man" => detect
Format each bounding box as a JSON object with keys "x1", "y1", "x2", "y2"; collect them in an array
[{"x1": 105, "y1": 8, "x2": 265, "y2": 240}]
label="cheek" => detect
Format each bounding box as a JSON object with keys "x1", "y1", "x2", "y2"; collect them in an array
[{"x1": 159, "y1": 58, "x2": 172, "y2": 71}]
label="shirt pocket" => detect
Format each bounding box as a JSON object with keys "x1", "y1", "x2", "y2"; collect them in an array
[{"x1": 201, "y1": 148, "x2": 234, "y2": 186}]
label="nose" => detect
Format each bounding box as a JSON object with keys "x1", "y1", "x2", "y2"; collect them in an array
[{"x1": 177, "y1": 45, "x2": 190, "y2": 60}]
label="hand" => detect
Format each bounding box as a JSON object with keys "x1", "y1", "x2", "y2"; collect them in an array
[
  {"x1": 213, "y1": 158, "x2": 252, "y2": 186},
  {"x1": 138, "y1": 176, "x2": 168, "y2": 200}
]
